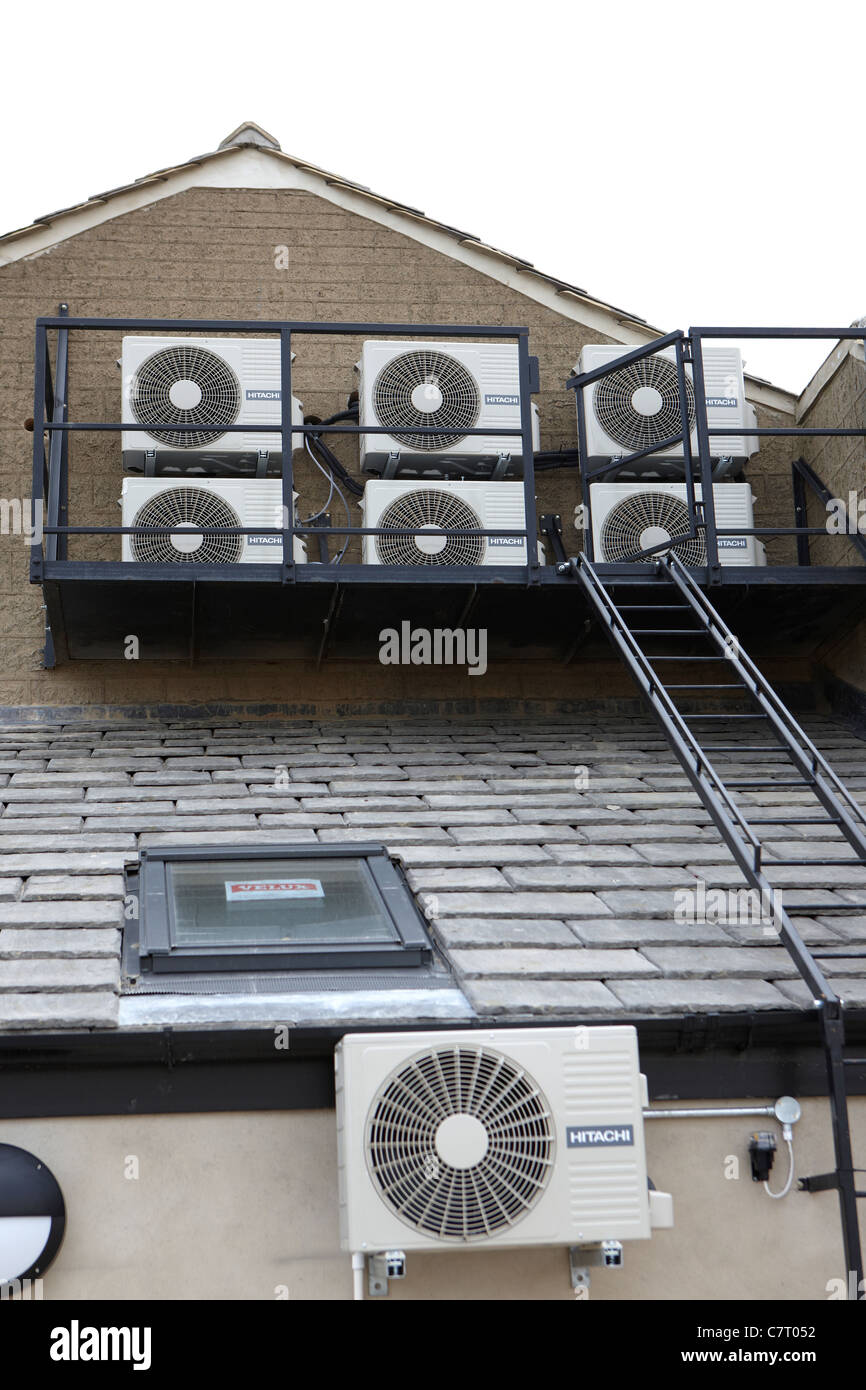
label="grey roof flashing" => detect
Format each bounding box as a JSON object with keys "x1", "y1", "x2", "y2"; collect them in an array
[{"x1": 118, "y1": 987, "x2": 474, "y2": 1030}]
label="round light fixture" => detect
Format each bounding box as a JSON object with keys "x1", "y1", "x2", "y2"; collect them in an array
[{"x1": 0, "y1": 1144, "x2": 66, "y2": 1288}]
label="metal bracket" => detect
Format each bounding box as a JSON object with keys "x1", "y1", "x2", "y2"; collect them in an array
[
  {"x1": 367, "y1": 1250, "x2": 406, "y2": 1297},
  {"x1": 255, "y1": 449, "x2": 270, "y2": 479},
  {"x1": 799, "y1": 1171, "x2": 840, "y2": 1194},
  {"x1": 539, "y1": 513, "x2": 566, "y2": 567},
  {"x1": 569, "y1": 1241, "x2": 623, "y2": 1292},
  {"x1": 492, "y1": 451, "x2": 512, "y2": 480},
  {"x1": 307, "y1": 513, "x2": 331, "y2": 565},
  {"x1": 43, "y1": 619, "x2": 56, "y2": 670},
  {"x1": 143, "y1": 450, "x2": 156, "y2": 477},
  {"x1": 569, "y1": 1255, "x2": 591, "y2": 1295},
  {"x1": 569, "y1": 1242, "x2": 623, "y2": 1295}
]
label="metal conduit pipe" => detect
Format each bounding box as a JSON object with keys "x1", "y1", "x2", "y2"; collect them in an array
[
  {"x1": 643, "y1": 1097, "x2": 801, "y2": 1124},
  {"x1": 644, "y1": 1106, "x2": 775, "y2": 1120}
]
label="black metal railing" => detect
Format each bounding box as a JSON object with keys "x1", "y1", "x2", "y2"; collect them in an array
[
  {"x1": 30, "y1": 313, "x2": 541, "y2": 584},
  {"x1": 567, "y1": 326, "x2": 866, "y2": 579},
  {"x1": 30, "y1": 315, "x2": 866, "y2": 590}
]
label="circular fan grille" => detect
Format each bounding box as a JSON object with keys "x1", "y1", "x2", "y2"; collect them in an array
[
  {"x1": 375, "y1": 489, "x2": 484, "y2": 566},
  {"x1": 130, "y1": 345, "x2": 241, "y2": 448},
  {"x1": 593, "y1": 355, "x2": 695, "y2": 452},
  {"x1": 366, "y1": 1045, "x2": 555, "y2": 1242},
  {"x1": 373, "y1": 349, "x2": 480, "y2": 451},
  {"x1": 600, "y1": 491, "x2": 707, "y2": 565},
  {"x1": 130, "y1": 487, "x2": 243, "y2": 564}
]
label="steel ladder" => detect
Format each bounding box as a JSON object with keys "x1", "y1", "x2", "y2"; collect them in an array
[{"x1": 575, "y1": 551, "x2": 866, "y2": 1295}]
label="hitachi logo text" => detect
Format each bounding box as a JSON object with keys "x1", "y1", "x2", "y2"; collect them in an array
[
  {"x1": 50, "y1": 1321, "x2": 152, "y2": 1371},
  {"x1": 245, "y1": 389, "x2": 282, "y2": 401},
  {"x1": 567, "y1": 1124, "x2": 634, "y2": 1147},
  {"x1": 484, "y1": 393, "x2": 520, "y2": 406}
]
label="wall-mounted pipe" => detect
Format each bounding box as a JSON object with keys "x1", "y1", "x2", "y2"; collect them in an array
[{"x1": 644, "y1": 1097, "x2": 801, "y2": 1124}]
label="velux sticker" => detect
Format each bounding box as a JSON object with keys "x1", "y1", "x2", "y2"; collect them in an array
[{"x1": 225, "y1": 878, "x2": 325, "y2": 903}]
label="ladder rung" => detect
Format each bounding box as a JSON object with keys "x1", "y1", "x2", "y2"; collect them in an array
[
  {"x1": 844, "y1": 1058, "x2": 866, "y2": 1065},
  {"x1": 684, "y1": 714, "x2": 769, "y2": 720},
  {"x1": 813, "y1": 953, "x2": 866, "y2": 960},
  {"x1": 631, "y1": 629, "x2": 708, "y2": 636},
  {"x1": 702, "y1": 745, "x2": 782, "y2": 752},
  {"x1": 667, "y1": 683, "x2": 748, "y2": 689},
  {"x1": 788, "y1": 902, "x2": 866, "y2": 911},
  {"x1": 726, "y1": 778, "x2": 814, "y2": 788},
  {"x1": 750, "y1": 816, "x2": 841, "y2": 824},
  {"x1": 648, "y1": 656, "x2": 729, "y2": 662},
  {"x1": 771, "y1": 858, "x2": 865, "y2": 866}
]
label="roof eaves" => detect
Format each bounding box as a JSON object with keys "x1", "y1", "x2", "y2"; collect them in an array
[
  {"x1": 9, "y1": 160, "x2": 210, "y2": 237},
  {"x1": 268, "y1": 150, "x2": 657, "y2": 327},
  {"x1": 0, "y1": 134, "x2": 690, "y2": 346}
]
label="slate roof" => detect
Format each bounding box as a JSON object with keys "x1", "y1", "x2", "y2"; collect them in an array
[{"x1": 1, "y1": 712, "x2": 866, "y2": 1033}]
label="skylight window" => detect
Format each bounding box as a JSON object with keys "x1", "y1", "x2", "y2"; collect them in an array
[{"x1": 124, "y1": 844, "x2": 432, "y2": 975}]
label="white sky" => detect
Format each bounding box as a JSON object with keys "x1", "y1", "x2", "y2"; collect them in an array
[{"x1": 3, "y1": 0, "x2": 864, "y2": 392}]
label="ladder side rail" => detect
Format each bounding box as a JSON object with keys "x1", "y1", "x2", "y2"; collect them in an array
[
  {"x1": 820, "y1": 1004, "x2": 865, "y2": 1293},
  {"x1": 664, "y1": 556, "x2": 866, "y2": 852},
  {"x1": 577, "y1": 556, "x2": 837, "y2": 1004}
]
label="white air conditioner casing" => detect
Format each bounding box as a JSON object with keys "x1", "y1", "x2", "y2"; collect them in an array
[
  {"x1": 121, "y1": 337, "x2": 304, "y2": 465},
  {"x1": 576, "y1": 344, "x2": 755, "y2": 464},
  {"x1": 357, "y1": 340, "x2": 540, "y2": 473},
  {"x1": 336, "y1": 1026, "x2": 672, "y2": 1254},
  {"x1": 360, "y1": 480, "x2": 539, "y2": 566},
  {"x1": 588, "y1": 482, "x2": 766, "y2": 566},
  {"x1": 120, "y1": 478, "x2": 307, "y2": 564}
]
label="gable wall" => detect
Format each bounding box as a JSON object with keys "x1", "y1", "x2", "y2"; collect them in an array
[{"x1": 0, "y1": 187, "x2": 800, "y2": 713}]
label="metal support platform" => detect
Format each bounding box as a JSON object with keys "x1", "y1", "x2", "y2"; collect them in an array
[{"x1": 27, "y1": 313, "x2": 866, "y2": 664}]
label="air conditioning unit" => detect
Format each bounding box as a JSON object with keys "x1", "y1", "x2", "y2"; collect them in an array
[
  {"x1": 357, "y1": 340, "x2": 540, "y2": 474},
  {"x1": 120, "y1": 478, "x2": 307, "y2": 564},
  {"x1": 121, "y1": 337, "x2": 304, "y2": 467},
  {"x1": 336, "y1": 1026, "x2": 672, "y2": 1256},
  {"x1": 575, "y1": 344, "x2": 755, "y2": 465},
  {"x1": 360, "y1": 481, "x2": 538, "y2": 566},
  {"x1": 587, "y1": 482, "x2": 766, "y2": 566}
]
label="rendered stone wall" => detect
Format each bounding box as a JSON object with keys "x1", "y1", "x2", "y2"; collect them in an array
[{"x1": 0, "y1": 1098, "x2": 859, "y2": 1301}]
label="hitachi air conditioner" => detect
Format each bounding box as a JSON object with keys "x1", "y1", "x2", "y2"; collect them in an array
[
  {"x1": 576, "y1": 344, "x2": 755, "y2": 465},
  {"x1": 360, "y1": 481, "x2": 538, "y2": 566},
  {"x1": 121, "y1": 337, "x2": 304, "y2": 467},
  {"x1": 357, "y1": 340, "x2": 540, "y2": 474},
  {"x1": 336, "y1": 1026, "x2": 673, "y2": 1257},
  {"x1": 120, "y1": 478, "x2": 306, "y2": 564},
  {"x1": 587, "y1": 482, "x2": 766, "y2": 566}
]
